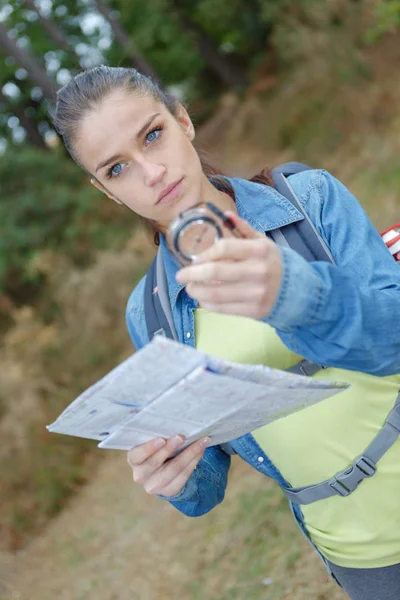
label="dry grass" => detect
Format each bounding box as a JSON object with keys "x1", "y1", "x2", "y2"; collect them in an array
[
  {"x1": 9, "y1": 457, "x2": 346, "y2": 600},
  {"x1": 0, "y1": 230, "x2": 155, "y2": 551}
]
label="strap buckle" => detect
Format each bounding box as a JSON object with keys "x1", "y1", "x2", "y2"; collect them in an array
[
  {"x1": 355, "y1": 456, "x2": 377, "y2": 477},
  {"x1": 329, "y1": 456, "x2": 376, "y2": 498}
]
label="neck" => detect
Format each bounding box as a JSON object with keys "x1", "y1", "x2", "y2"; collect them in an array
[{"x1": 201, "y1": 174, "x2": 237, "y2": 215}]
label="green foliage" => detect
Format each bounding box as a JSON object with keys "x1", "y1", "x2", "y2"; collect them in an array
[
  {"x1": 260, "y1": 0, "x2": 369, "y2": 65},
  {"x1": 182, "y1": 0, "x2": 268, "y2": 60},
  {"x1": 113, "y1": 0, "x2": 204, "y2": 83},
  {"x1": 0, "y1": 146, "x2": 136, "y2": 296},
  {"x1": 364, "y1": 0, "x2": 400, "y2": 44},
  {"x1": 0, "y1": 0, "x2": 390, "y2": 150}
]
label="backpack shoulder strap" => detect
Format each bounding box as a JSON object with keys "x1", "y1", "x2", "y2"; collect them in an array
[
  {"x1": 270, "y1": 163, "x2": 331, "y2": 377},
  {"x1": 271, "y1": 161, "x2": 313, "y2": 177},
  {"x1": 144, "y1": 252, "x2": 236, "y2": 457},
  {"x1": 271, "y1": 163, "x2": 335, "y2": 264},
  {"x1": 144, "y1": 250, "x2": 178, "y2": 341},
  {"x1": 155, "y1": 248, "x2": 178, "y2": 341}
]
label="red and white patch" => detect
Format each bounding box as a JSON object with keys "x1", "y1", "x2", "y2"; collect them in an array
[{"x1": 381, "y1": 225, "x2": 400, "y2": 261}]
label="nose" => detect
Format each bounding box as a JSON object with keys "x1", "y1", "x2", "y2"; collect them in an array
[{"x1": 140, "y1": 158, "x2": 166, "y2": 188}]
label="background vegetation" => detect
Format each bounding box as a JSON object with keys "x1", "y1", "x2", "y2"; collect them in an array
[{"x1": 1, "y1": 1, "x2": 400, "y2": 598}]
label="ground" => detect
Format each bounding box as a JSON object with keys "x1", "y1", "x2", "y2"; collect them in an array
[{"x1": 6, "y1": 456, "x2": 345, "y2": 600}]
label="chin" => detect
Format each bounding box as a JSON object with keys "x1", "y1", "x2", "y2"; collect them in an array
[{"x1": 157, "y1": 178, "x2": 201, "y2": 222}]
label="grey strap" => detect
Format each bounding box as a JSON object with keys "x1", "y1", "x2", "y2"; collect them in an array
[
  {"x1": 275, "y1": 174, "x2": 336, "y2": 264},
  {"x1": 156, "y1": 249, "x2": 178, "y2": 341},
  {"x1": 268, "y1": 175, "x2": 330, "y2": 377},
  {"x1": 269, "y1": 229, "x2": 323, "y2": 377},
  {"x1": 271, "y1": 161, "x2": 314, "y2": 176},
  {"x1": 286, "y1": 360, "x2": 324, "y2": 377},
  {"x1": 282, "y1": 392, "x2": 400, "y2": 504},
  {"x1": 269, "y1": 228, "x2": 290, "y2": 248}
]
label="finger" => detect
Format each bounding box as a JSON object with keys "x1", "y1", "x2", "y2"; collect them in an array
[
  {"x1": 143, "y1": 437, "x2": 210, "y2": 495},
  {"x1": 156, "y1": 455, "x2": 201, "y2": 498},
  {"x1": 195, "y1": 238, "x2": 257, "y2": 264},
  {"x1": 127, "y1": 437, "x2": 167, "y2": 466},
  {"x1": 130, "y1": 435, "x2": 186, "y2": 485},
  {"x1": 144, "y1": 440, "x2": 208, "y2": 496},
  {"x1": 186, "y1": 281, "x2": 264, "y2": 305},
  {"x1": 177, "y1": 259, "x2": 267, "y2": 285},
  {"x1": 132, "y1": 435, "x2": 186, "y2": 483},
  {"x1": 179, "y1": 238, "x2": 271, "y2": 274},
  {"x1": 224, "y1": 211, "x2": 264, "y2": 240}
]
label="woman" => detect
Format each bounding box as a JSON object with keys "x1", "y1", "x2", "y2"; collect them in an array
[{"x1": 53, "y1": 65, "x2": 400, "y2": 599}]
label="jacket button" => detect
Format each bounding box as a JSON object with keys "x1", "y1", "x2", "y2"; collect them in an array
[
  {"x1": 186, "y1": 332, "x2": 191, "y2": 339},
  {"x1": 258, "y1": 456, "x2": 264, "y2": 463}
]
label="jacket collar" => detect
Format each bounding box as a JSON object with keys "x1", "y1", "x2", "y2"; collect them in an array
[{"x1": 160, "y1": 176, "x2": 304, "y2": 309}]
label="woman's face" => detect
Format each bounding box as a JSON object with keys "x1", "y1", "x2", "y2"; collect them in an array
[{"x1": 76, "y1": 90, "x2": 209, "y2": 228}]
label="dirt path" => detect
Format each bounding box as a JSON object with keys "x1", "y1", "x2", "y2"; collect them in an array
[{"x1": 6, "y1": 452, "x2": 345, "y2": 600}]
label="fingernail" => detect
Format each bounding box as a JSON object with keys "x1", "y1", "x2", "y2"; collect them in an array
[
  {"x1": 200, "y1": 437, "x2": 210, "y2": 448},
  {"x1": 192, "y1": 255, "x2": 202, "y2": 264},
  {"x1": 154, "y1": 438, "x2": 166, "y2": 449},
  {"x1": 172, "y1": 435, "x2": 184, "y2": 447}
]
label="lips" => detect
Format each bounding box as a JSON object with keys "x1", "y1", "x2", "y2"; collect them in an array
[{"x1": 157, "y1": 178, "x2": 184, "y2": 204}]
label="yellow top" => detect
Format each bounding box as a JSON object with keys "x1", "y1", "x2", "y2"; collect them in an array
[{"x1": 194, "y1": 308, "x2": 400, "y2": 569}]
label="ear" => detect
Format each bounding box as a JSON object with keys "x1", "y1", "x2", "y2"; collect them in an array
[
  {"x1": 176, "y1": 104, "x2": 195, "y2": 141},
  {"x1": 90, "y1": 178, "x2": 123, "y2": 205}
]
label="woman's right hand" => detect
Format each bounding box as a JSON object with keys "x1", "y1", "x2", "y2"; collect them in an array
[{"x1": 127, "y1": 435, "x2": 210, "y2": 498}]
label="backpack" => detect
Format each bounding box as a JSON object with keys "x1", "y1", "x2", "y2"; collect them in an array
[{"x1": 142, "y1": 162, "x2": 400, "y2": 505}]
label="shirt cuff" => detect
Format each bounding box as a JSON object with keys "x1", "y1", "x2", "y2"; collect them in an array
[{"x1": 262, "y1": 245, "x2": 325, "y2": 331}]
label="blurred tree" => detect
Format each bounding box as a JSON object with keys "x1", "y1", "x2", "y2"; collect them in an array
[
  {"x1": 167, "y1": 0, "x2": 248, "y2": 91},
  {"x1": 0, "y1": 0, "x2": 167, "y2": 148},
  {"x1": 185, "y1": 0, "x2": 269, "y2": 65},
  {"x1": 0, "y1": 87, "x2": 47, "y2": 150},
  {"x1": 23, "y1": 0, "x2": 75, "y2": 55},
  {"x1": 92, "y1": 0, "x2": 160, "y2": 80},
  {"x1": 114, "y1": 0, "x2": 271, "y2": 93},
  {"x1": 113, "y1": 0, "x2": 204, "y2": 86},
  {"x1": 0, "y1": 22, "x2": 56, "y2": 101}
]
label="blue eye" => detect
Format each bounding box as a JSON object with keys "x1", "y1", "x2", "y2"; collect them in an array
[
  {"x1": 109, "y1": 162, "x2": 125, "y2": 177},
  {"x1": 146, "y1": 127, "x2": 162, "y2": 144}
]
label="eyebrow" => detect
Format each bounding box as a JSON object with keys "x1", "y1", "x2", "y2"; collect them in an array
[{"x1": 95, "y1": 113, "x2": 161, "y2": 173}]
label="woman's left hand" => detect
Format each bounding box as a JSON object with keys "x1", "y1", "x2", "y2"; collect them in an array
[{"x1": 175, "y1": 212, "x2": 283, "y2": 319}]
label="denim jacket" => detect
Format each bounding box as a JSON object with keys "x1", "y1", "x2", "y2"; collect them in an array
[{"x1": 125, "y1": 169, "x2": 400, "y2": 541}]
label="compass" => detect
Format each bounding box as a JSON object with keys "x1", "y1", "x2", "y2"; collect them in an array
[{"x1": 167, "y1": 202, "x2": 240, "y2": 266}]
